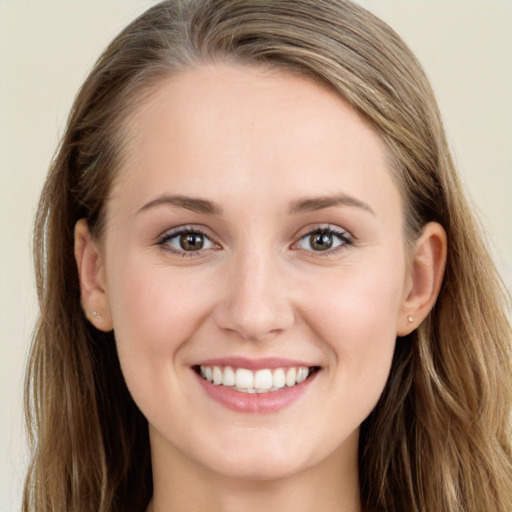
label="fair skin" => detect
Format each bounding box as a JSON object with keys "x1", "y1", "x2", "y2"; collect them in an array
[{"x1": 75, "y1": 64, "x2": 446, "y2": 512}]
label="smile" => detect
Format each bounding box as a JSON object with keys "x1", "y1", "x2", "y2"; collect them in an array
[{"x1": 196, "y1": 365, "x2": 318, "y2": 393}]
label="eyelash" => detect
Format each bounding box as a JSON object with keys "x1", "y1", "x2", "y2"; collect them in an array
[
  {"x1": 157, "y1": 226, "x2": 218, "y2": 257},
  {"x1": 292, "y1": 225, "x2": 354, "y2": 256},
  {"x1": 157, "y1": 225, "x2": 354, "y2": 257}
]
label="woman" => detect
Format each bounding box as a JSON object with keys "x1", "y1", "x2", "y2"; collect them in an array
[{"x1": 23, "y1": 0, "x2": 512, "y2": 511}]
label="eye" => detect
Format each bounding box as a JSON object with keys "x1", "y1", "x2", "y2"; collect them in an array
[
  {"x1": 294, "y1": 226, "x2": 352, "y2": 253},
  {"x1": 158, "y1": 227, "x2": 218, "y2": 255}
]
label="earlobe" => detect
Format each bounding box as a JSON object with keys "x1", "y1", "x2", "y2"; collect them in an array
[
  {"x1": 397, "y1": 222, "x2": 447, "y2": 336},
  {"x1": 74, "y1": 219, "x2": 113, "y2": 331}
]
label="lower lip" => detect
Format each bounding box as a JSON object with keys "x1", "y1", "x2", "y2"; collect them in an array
[{"x1": 195, "y1": 370, "x2": 318, "y2": 414}]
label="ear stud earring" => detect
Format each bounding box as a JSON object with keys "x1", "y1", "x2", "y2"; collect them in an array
[
  {"x1": 91, "y1": 311, "x2": 98, "y2": 318},
  {"x1": 407, "y1": 315, "x2": 414, "y2": 323}
]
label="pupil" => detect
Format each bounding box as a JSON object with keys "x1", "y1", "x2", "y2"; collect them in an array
[
  {"x1": 310, "y1": 232, "x2": 333, "y2": 251},
  {"x1": 180, "y1": 233, "x2": 204, "y2": 251}
]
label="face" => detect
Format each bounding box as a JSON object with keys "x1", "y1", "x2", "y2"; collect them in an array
[{"x1": 90, "y1": 64, "x2": 413, "y2": 481}]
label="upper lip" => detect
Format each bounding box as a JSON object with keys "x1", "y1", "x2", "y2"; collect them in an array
[{"x1": 193, "y1": 356, "x2": 318, "y2": 371}]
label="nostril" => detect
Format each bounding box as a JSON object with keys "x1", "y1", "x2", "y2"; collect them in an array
[{"x1": 211, "y1": 273, "x2": 295, "y2": 341}]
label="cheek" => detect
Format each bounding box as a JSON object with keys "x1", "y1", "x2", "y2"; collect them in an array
[
  {"x1": 299, "y1": 251, "x2": 406, "y2": 395},
  {"x1": 305, "y1": 255, "x2": 403, "y2": 324},
  {"x1": 106, "y1": 265, "x2": 222, "y2": 428},
  {"x1": 105, "y1": 257, "x2": 217, "y2": 395},
  {"x1": 319, "y1": 272, "x2": 402, "y2": 344},
  {"x1": 108, "y1": 258, "x2": 210, "y2": 345}
]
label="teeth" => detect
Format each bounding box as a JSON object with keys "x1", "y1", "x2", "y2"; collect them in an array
[
  {"x1": 235, "y1": 368, "x2": 253, "y2": 389},
  {"x1": 272, "y1": 368, "x2": 286, "y2": 389},
  {"x1": 212, "y1": 366, "x2": 223, "y2": 385},
  {"x1": 223, "y1": 366, "x2": 236, "y2": 386},
  {"x1": 254, "y1": 369, "x2": 272, "y2": 391},
  {"x1": 297, "y1": 367, "x2": 309, "y2": 383},
  {"x1": 285, "y1": 367, "x2": 296, "y2": 387},
  {"x1": 199, "y1": 365, "x2": 313, "y2": 393}
]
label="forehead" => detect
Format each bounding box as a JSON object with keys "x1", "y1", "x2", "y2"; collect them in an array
[{"x1": 111, "y1": 63, "x2": 400, "y2": 219}]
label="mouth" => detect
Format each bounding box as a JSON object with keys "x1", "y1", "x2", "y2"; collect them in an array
[{"x1": 193, "y1": 364, "x2": 321, "y2": 394}]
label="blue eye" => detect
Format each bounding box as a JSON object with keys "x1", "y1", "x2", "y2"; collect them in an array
[
  {"x1": 296, "y1": 227, "x2": 352, "y2": 252},
  {"x1": 159, "y1": 228, "x2": 217, "y2": 254}
]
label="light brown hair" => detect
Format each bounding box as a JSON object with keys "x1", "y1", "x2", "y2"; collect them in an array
[{"x1": 24, "y1": 1, "x2": 512, "y2": 511}]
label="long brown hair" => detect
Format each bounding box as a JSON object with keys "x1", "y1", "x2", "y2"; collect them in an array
[{"x1": 24, "y1": 1, "x2": 512, "y2": 510}]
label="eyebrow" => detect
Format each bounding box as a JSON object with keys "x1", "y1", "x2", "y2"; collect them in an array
[
  {"x1": 136, "y1": 192, "x2": 374, "y2": 217},
  {"x1": 288, "y1": 193, "x2": 375, "y2": 216},
  {"x1": 137, "y1": 194, "x2": 223, "y2": 215}
]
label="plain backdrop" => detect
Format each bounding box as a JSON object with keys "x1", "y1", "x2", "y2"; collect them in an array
[{"x1": 1, "y1": 1, "x2": 511, "y2": 510}]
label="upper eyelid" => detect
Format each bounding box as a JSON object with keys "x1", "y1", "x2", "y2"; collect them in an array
[
  {"x1": 293, "y1": 223, "x2": 353, "y2": 240},
  {"x1": 156, "y1": 226, "x2": 220, "y2": 258},
  {"x1": 155, "y1": 223, "x2": 353, "y2": 249},
  {"x1": 158, "y1": 224, "x2": 214, "y2": 240},
  {"x1": 290, "y1": 225, "x2": 354, "y2": 253},
  {"x1": 157, "y1": 225, "x2": 219, "y2": 250}
]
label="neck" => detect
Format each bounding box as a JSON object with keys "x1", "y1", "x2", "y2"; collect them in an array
[{"x1": 147, "y1": 428, "x2": 361, "y2": 512}]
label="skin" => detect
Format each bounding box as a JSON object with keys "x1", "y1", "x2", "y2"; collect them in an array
[{"x1": 75, "y1": 63, "x2": 446, "y2": 512}]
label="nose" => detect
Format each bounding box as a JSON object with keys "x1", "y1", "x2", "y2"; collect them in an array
[{"x1": 212, "y1": 249, "x2": 295, "y2": 342}]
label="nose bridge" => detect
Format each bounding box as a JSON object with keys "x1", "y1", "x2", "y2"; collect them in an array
[{"x1": 214, "y1": 243, "x2": 294, "y2": 341}]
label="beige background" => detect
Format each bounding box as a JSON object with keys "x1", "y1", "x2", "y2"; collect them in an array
[{"x1": 1, "y1": 1, "x2": 511, "y2": 510}]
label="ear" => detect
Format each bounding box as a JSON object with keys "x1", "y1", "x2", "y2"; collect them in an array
[
  {"x1": 397, "y1": 222, "x2": 447, "y2": 336},
  {"x1": 74, "y1": 219, "x2": 113, "y2": 331}
]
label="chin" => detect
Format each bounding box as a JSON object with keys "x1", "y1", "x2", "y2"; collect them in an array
[
  {"x1": 195, "y1": 436, "x2": 318, "y2": 481},
  {"x1": 210, "y1": 456, "x2": 308, "y2": 481}
]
